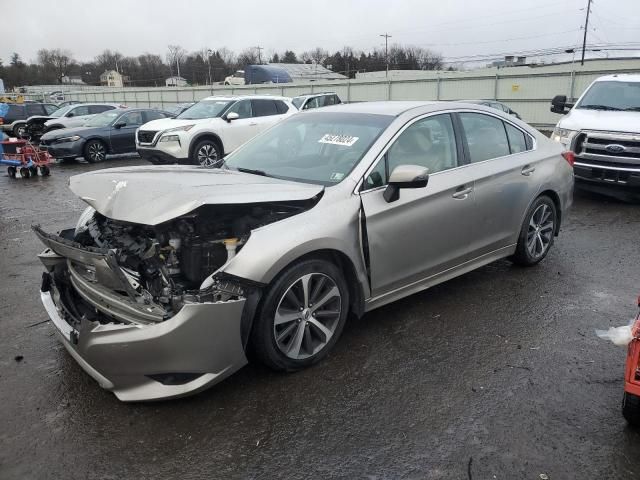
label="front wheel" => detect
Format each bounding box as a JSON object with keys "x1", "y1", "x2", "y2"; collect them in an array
[
  {"x1": 84, "y1": 140, "x2": 107, "y2": 163},
  {"x1": 511, "y1": 195, "x2": 557, "y2": 266},
  {"x1": 13, "y1": 123, "x2": 26, "y2": 138},
  {"x1": 192, "y1": 139, "x2": 223, "y2": 168},
  {"x1": 250, "y1": 258, "x2": 349, "y2": 371},
  {"x1": 623, "y1": 392, "x2": 640, "y2": 427}
]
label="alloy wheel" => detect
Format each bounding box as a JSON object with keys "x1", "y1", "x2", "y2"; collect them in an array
[
  {"x1": 273, "y1": 273, "x2": 342, "y2": 360},
  {"x1": 197, "y1": 143, "x2": 220, "y2": 168},
  {"x1": 88, "y1": 142, "x2": 106, "y2": 162},
  {"x1": 526, "y1": 203, "x2": 554, "y2": 259}
]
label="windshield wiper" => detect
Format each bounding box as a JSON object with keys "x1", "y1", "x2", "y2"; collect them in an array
[
  {"x1": 579, "y1": 104, "x2": 622, "y2": 111},
  {"x1": 236, "y1": 167, "x2": 269, "y2": 177},
  {"x1": 623, "y1": 107, "x2": 640, "y2": 111}
]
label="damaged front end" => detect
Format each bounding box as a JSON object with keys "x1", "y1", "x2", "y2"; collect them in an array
[{"x1": 34, "y1": 200, "x2": 314, "y2": 401}]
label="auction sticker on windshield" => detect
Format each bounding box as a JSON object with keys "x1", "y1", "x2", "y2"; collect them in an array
[{"x1": 318, "y1": 134, "x2": 359, "y2": 146}]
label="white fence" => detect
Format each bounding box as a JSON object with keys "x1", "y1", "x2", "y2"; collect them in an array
[{"x1": 23, "y1": 59, "x2": 640, "y2": 130}]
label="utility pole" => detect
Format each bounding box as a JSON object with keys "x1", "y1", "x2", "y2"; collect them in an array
[
  {"x1": 207, "y1": 49, "x2": 213, "y2": 85},
  {"x1": 256, "y1": 46, "x2": 264, "y2": 64},
  {"x1": 380, "y1": 33, "x2": 392, "y2": 77},
  {"x1": 580, "y1": 0, "x2": 592, "y2": 66}
]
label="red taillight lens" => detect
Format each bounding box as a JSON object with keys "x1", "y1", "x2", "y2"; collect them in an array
[{"x1": 562, "y1": 151, "x2": 575, "y2": 167}]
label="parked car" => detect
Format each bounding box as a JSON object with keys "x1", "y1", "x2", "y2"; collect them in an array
[
  {"x1": 292, "y1": 92, "x2": 342, "y2": 111},
  {"x1": 0, "y1": 102, "x2": 58, "y2": 137},
  {"x1": 550, "y1": 74, "x2": 640, "y2": 201},
  {"x1": 40, "y1": 108, "x2": 172, "y2": 162},
  {"x1": 136, "y1": 95, "x2": 295, "y2": 166},
  {"x1": 34, "y1": 101, "x2": 573, "y2": 401},
  {"x1": 165, "y1": 102, "x2": 196, "y2": 117},
  {"x1": 224, "y1": 70, "x2": 245, "y2": 86},
  {"x1": 464, "y1": 100, "x2": 521, "y2": 119},
  {"x1": 623, "y1": 293, "x2": 640, "y2": 427},
  {"x1": 244, "y1": 65, "x2": 292, "y2": 84},
  {"x1": 56, "y1": 100, "x2": 83, "y2": 109},
  {"x1": 24, "y1": 102, "x2": 123, "y2": 140}
]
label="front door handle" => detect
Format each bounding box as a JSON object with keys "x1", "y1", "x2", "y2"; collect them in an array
[
  {"x1": 249, "y1": 122, "x2": 258, "y2": 126},
  {"x1": 452, "y1": 186, "x2": 473, "y2": 199},
  {"x1": 521, "y1": 165, "x2": 536, "y2": 176}
]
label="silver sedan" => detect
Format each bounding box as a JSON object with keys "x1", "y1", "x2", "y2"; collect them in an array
[{"x1": 35, "y1": 101, "x2": 574, "y2": 401}]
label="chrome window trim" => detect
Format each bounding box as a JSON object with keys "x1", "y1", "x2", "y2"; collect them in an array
[{"x1": 355, "y1": 108, "x2": 537, "y2": 194}]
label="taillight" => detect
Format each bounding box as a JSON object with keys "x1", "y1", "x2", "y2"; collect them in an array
[{"x1": 562, "y1": 151, "x2": 575, "y2": 167}]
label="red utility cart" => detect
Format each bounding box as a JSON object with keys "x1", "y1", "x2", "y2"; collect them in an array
[
  {"x1": 623, "y1": 294, "x2": 640, "y2": 427},
  {"x1": 1, "y1": 139, "x2": 52, "y2": 178}
]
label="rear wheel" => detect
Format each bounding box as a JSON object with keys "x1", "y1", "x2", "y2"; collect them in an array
[
  {"x1": 511, "y1": 195, "x2": 557, "y2": 266},
  {"x1": 19, "y1": 167, "x2": 30, "y2": 178},
  {"x1": 192, "y1": 139, "x2": 223, "y2": 168},
  {"x1": 250, "y1": 258, "x2": 349, "y2": 371},
  {"x1": 39, "y1": 165, "x2": 51, "y2": 176},
  {"x1": 623, "y1": 392, "x2": 640, "y2": 427},
  {"x1": 84, "y1": 140, "x2": 107, "y2": 163},
  {"x1": 7, "y1": 166, "x2": 16, "y2": 178}
]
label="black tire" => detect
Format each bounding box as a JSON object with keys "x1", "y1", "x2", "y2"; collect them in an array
[
  {"x1": 250, "y1": 258, "x2": 350, "y2": 372},
  {"x1": 29, "y1": 166, "x2": 38, "y2": 177},
  {"x1": 511, "y1": 195, "x2": 557, "y2": 266},
  {"x1": 191, "y1": 139, "x2": 223, "y2": 168},
  {"x1": 623, "y1": 392, "x2": 640, "y2": 427},
  {"x1": 7, "y1": 166, "x2": 16, "y2": 178},
  {"x1": 39, "y1": 165, "x2": 51, "y2": 176},
  {"x1": 19, "y1": 167, "x2": 30, "y2": 179},
  {"x1": 13, "y1": 123, "x2": 26, "y2": 138},
  {"x1": 84, "y1": 140, "x2": 107, "y2": 163}
]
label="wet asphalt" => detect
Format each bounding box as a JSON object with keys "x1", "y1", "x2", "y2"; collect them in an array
[{"x1": 0, "y1": 155, "x2": 639, "y2": 480}]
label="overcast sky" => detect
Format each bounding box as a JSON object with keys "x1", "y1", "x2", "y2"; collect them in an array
[{"x1": 2, "y1": 0, "x2": 639, "y2": 66}]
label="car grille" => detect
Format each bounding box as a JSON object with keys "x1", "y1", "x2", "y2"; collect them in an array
[
  {"x1": 575, "y1": 132, "x2": 640, "y2": 166},
  {"x1": 137, "y1": 130, "x2": 157, "y2": 143}
]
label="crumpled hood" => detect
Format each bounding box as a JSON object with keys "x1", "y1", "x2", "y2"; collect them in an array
[
  {"x1": 69, "y1": 165, "x2": 324, "y2": 225},
  {"x1": 558, "y1": 108, "x2": 640, "y2": 134}
]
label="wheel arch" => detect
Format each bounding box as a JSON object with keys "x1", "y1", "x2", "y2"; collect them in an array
[
  {"x1": 538, "y1": 189, "x2": 562, "y2": 236},
  {"x1": 188, "y1": 132, "x2": 225, "y2": 159}
]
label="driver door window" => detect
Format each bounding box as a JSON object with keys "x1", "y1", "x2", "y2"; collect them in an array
[
  {"x1": 364, "y1": 114, "x2": 458, "y2": 189},
  {"x1": 118, "y1": 111, "x2": 144, "y2": 126},
  {"x1": 227, "y1": 100, "x2": 253, "y2": 119}
]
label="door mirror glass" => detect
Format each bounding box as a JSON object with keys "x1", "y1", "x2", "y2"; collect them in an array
[
  {"x1": 383, "y1": 165, "x2": 429, "y2": 202},
  {"x1": 225, "y1": 111, "x2": 240, "y2": 122}
]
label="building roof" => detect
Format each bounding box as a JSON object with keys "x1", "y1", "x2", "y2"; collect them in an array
[
  {"x1": 267, "y1": 63, "x2": 347, "y2": 80},
  {"x1": 166, "y1": 76, "x2": 187, "y2": 80}
]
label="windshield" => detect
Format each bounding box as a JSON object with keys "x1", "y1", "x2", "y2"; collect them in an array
[
  {"x1": 177, "y1": 100, "x2": 233, "y2": 120},
  {"x1": 49, "y1": 105, "x2": 74, "y2": 118},
  {"x1": 292, "y1": 97, "x2": 306, "y2": 109},
  {"x1": 84, "y1": 110, "x2": 121, "y2": 127},
  {"x1": 577, "y1": 81, "x2": 640, "y2": 111},
  {"x1": 224, "y1": 112, "x2": 393, "y2": 186}
]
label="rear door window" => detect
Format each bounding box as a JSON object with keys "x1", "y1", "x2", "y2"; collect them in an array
[
  {"x1": 504, "y1": 123, "x2": 529, "y2": 154},
  {"x1": 251, "y1": 99, "x2": 279, "y2": 117},
  {"x1": 89, "y1": 105, "x2": 114, "y2": 114},
  {"x1": 26, "y1": 104, "x2": 45, "y2": 116},
  {"x1": 274, "y1": 101, "x2": 289, "y2": 114},
  {"x1": 144, "y1": 110, "x2": 169, "y2": 122},
  {"x1": 459, "y1": 112, "x2": 510, "y2": 162}
]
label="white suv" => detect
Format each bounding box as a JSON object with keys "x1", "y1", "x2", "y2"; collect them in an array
[{"x1": 137, "y1": 95, "x2": 296, "y2": 166}]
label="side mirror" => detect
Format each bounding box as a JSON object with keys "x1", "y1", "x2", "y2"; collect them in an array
[
  {"x1": 225, "y1": 111, "x2": 239, "y2": 122},
  {"x1": 551, "y1": 94, "x2": 574, "y2": 114},
  {"x1": 66, "y1": 112, "x2": 74, "y2": 118},
  {"x1": 113, "y1": 121, "x2": 126, "y2": 129},
  {"x1": 383, "y1": 165, "x2": 429, "y2": 203}
]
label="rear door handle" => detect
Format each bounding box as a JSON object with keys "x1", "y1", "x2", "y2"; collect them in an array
[
  {"x1": 521, "y1": 165, "x2": 536, "y2": 176},
  {"x1": 452, "y1": 186, "x2": 473, "y2": 199}
]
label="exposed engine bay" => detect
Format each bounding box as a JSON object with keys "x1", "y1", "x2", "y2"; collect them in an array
[{"x1": 62, "y1": 200, "x2": 316, "y2": 320}]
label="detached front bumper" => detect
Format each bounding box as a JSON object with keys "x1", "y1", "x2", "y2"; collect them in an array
[{"x1": 35, "y1": 227, "x2": 249, "y2": 402}]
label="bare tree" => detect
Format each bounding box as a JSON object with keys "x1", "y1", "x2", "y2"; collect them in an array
[
  {"x1": 166, "y1": 45, "x2": 186, "y2": 77},
  {"x1": 301, "y1": 47, "x2": 329, "y2": 65},
  {"x1": 95, "y1": 49, "x2": 124, "y2": 73}
]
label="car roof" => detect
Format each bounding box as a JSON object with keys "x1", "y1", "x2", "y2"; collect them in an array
[
  {"x1": 595, "y1": 74, "x2": 640, "y2": 82},
  {"x1": 317, "y1": 100, "x2": 516, "y2": 117},
  {"x1": 294, "y1": 92, "x2": 338, "y2": 99},
  {"x1": 201, "y1": 95, "x2": 291, "y2": 102}
]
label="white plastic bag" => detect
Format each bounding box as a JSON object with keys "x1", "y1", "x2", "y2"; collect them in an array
[{"x1": 595, "y1": 322, "x2": 635, "y2": 346}]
